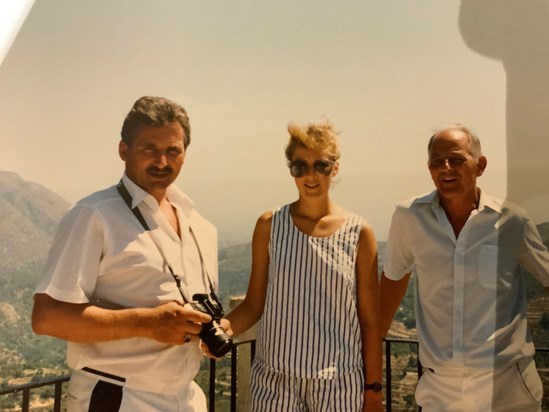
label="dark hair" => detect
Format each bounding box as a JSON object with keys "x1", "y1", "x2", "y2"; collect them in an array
[{"x1": 121, "y1": 96, "x2": 191, "y2": 148}]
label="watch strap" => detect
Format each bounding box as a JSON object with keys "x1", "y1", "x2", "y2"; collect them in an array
[{"x1": 364, "y1": 382, "x2": 382, "y2": 392}]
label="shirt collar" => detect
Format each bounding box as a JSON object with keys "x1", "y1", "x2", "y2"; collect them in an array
[
  {"x1": 477, "y1": 189, "x2": 504, "y2": 214},
  {"x1": 416, "y1": 188, "x2": 503, "y2": 214},
  {"x1": 121, "y1": 174, "x2": 195, "y2": 216}
]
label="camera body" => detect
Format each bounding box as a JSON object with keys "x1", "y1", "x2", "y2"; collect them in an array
[{"x1": 191, "y1": 292, "x2": 233, "y2": 357}]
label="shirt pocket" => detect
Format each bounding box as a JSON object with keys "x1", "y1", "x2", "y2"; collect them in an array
[{"x1": 478, "y1": 244, "x2": 518, "y2": 290}]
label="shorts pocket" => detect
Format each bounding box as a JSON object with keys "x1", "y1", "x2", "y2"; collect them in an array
[{"x1": 515, "y1": 358, "x2": 543, "y2": 403}]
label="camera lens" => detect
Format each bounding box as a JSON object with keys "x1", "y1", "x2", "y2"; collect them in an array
[{"x1": 200, "y1": 321, "x2": 233, "y2": 357}]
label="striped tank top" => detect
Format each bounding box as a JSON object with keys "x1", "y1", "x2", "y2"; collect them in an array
[{"x1": 255, "y1": 204, "x2": 365, "y2": 379}]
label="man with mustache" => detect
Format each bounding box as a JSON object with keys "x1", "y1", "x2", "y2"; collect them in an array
[
  {"x1": 32, "y1": 96, "x2": 228, "y2": 411},
  {"x1": 380, "y1": 124, "x2": 549, "y2": 412}
]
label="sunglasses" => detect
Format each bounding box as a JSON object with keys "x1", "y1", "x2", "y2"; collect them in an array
[{"x1": 288, "y1": 159, "x2": 335, "y2": 178}]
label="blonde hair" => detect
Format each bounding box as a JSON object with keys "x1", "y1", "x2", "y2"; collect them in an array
[{"x1": 285, "y1": 120, "x2": 341, "y2": 162}]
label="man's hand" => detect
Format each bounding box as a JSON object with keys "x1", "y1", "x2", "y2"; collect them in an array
[{"x1": 144, "y1": 301, "x2": 212, "y2": 345}]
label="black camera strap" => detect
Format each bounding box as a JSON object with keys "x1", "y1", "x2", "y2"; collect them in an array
[{"x1": 116, "y1": 180, "x2": 216, "y2": 304}]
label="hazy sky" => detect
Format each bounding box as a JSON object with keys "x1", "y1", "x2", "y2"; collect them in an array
[{"x1": 0, "y1": 1, "x2": 508, "y2": 243}]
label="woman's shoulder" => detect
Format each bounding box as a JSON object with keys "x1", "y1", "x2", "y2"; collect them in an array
[
  {"x1": 342, "y1": 210, "x2": 375, "y2": 238},
  {"x1": 259, "y1": 204, "x2": 291, "y2": 222},
  {"x1": 257, "y1": 209, "x2": 274, "y2": 223}
]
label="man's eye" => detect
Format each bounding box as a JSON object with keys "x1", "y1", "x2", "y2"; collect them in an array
[{"x1": 449, "y1": 157, "x2": 466, "y2": 165}]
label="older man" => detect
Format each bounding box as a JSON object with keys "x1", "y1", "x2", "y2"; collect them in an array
[
  {"x1": 380, "y1": 124, "x2": 549, "y2": 411},
  {"x1": 32, "y1": 96, "x2": 229, "y2": 411}
]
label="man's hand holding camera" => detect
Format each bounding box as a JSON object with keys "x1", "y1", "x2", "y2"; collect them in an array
[
  {"x1": 144, "y1": 301, "x2": 212, "y2": 345},
  {"x1": 143, "y1": 297, "x2": 233, "y2": 357}
]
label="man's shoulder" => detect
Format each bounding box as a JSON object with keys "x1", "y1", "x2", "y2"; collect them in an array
[
  {"x1": 76, "y1": 185, "x2": 119, "y2": 207},
  {"x1": 481, "y1": 191, "x2": 529, "y2": 218},
  {"x1": 395, "y1": 191, "x2": 435, "y2": 211},
  {"x1": 62, "y1": 185, "x2": 121, "y2": 221}
]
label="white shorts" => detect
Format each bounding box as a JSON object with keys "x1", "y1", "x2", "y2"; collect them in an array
[
  {"x1": 67, "y1": 369, "x2": 207, "y2": 412},
  {"x1": 416, "y1": 358, "x2": 543, "y2": 412}
]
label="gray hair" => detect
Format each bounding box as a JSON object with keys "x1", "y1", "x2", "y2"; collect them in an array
[{"x1": 428, "y1": 123, "x2": 482, "y2": 159}]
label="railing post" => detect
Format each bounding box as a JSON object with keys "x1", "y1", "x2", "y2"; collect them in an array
[
  {"x1": 385, "y1": 339, "x2": 392, "y2": 412},
  {"x1": 22, "y1": 388, "x2": 30, "y2": 412},
  {"x1": 54, "y1": 380, "x2": 63, "y2": 412},
  {"x1": 209, "y1": 358, "x2": 216, "y2": 412},
  {"x1": 231, "y1": 345, "x2": 238, "y2": 412}
]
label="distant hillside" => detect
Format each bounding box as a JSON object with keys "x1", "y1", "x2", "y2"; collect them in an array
[
  {"x1": 0, "y1": 171, "x2": 70, "y2": 270},
  {"x1": 218, "y1": 242, "x2": 252, "y2": 305},
  {"x1": 0, "y1": 172, "x2": 72, "y2": 386}
]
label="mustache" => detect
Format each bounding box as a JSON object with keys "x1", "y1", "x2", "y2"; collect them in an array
[{"x1": 147, "y1": 166, "x2": 173, "y2": 174}]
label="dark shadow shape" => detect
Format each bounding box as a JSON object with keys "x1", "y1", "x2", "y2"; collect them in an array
[{"x1": 459, "y1": 0, "x2": 549, "y2": 223}]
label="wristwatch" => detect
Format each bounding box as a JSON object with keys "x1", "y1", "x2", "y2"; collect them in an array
[{"x1": 364, "y1": 382, "x2": 382, "y2": 392}]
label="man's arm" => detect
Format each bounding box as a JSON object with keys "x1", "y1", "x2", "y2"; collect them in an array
[
  {"x1": 379, "y1": 272, "x2": 411, "y2": 338},
  {"x1": 32, "y1": 293, "x2": 212, "y2": 345}
]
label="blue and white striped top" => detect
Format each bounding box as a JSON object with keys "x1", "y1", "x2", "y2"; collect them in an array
[{"x1": 255, "y1": 204, "x2": 365, "y2": 379}]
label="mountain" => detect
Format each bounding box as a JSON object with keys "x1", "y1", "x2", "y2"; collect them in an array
[
  {"x1": 0, "y1": 171, "x2": 70, "y2": 270},
  {"x1": 0, "y1": 172, "x2": 72, "y2": 387}
]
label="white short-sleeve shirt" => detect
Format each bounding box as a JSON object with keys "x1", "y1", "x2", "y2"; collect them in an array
[
  {"x1": 384, "y1": 190, "x2": 549, "y2": 370},
  {"x1": 35, "y1": 175, "x2": 218, "y2": 393}
]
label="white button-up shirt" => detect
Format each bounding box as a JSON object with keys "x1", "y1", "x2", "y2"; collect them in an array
[
  {"x1": 384, "y1": 190, "x2": 549, "y2": 369},
  {"x1": 35, "y1": 175, "x2": 218, "y2": 393}
]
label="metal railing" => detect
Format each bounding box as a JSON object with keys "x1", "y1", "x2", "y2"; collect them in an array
[
  {"x1": 0, "y1": 375, "x2": 69, "y2": 412},
  {"x1": 2, "y1": 340, "x2": 548, "y2": 412}
]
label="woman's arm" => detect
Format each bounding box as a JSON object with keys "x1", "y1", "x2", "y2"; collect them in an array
[
  {"x1": 356, "y1": 224, "x2": 383, "y2": 412},
  {"x1": 225, "y1": 211, "x2": 272, "y2": 337}
]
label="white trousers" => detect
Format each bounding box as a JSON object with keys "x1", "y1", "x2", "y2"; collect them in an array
[
  {"x1": 416, "y1": 358, "x2": 543, "y2": 412},
  {"x1": 67, "y1": 369, "x2": 207, "y2": 412}
]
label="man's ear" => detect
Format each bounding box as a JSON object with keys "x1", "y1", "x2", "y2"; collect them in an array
[
  {"x1": 477, "y1": 156, "x2": 487, "y2": 177},
  {"x1": 119, "y1": 140, "x2": 128, "y2": 162}
]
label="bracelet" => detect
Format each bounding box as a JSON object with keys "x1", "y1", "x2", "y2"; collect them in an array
[{"x1": 364, "y1": 382, "x2": 382, "y2": 392}]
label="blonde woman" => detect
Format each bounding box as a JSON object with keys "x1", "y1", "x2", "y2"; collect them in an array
[{"x1": 227, "y1": 121, "x2": 382, "y2": 411}]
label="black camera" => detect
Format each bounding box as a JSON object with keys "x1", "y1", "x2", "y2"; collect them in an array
[{"x1": 191, "y1": 293, "x2": 233, "y2": 357}]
